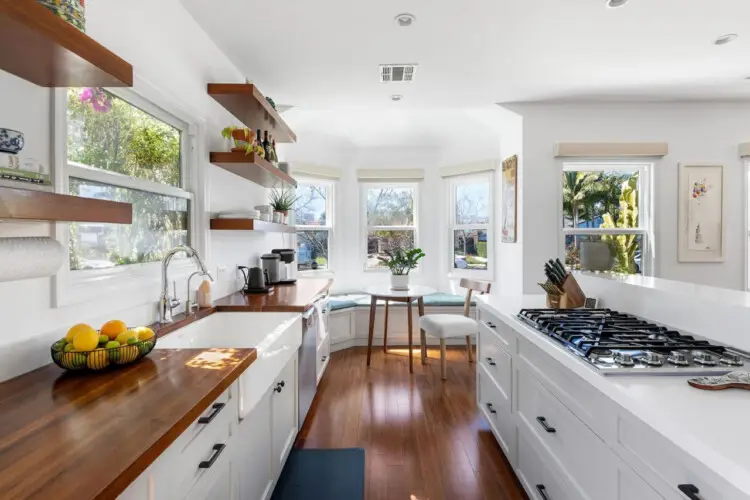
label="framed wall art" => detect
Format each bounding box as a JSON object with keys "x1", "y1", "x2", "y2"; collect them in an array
[
  {"x1": 501, "y1": 155, "x2": 518, "y2": 243},
  {"x1": 678, "y1": 163, "x2": 724, "y2": 262}
]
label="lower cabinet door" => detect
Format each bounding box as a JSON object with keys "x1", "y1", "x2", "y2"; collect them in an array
[
  {"x1": 185, "y1": 443, "x2": 233, "y2": 500},
  {"x1": 477, "y1": 364, "x2": 516, "y2": 462},
  {"x1": 272, "y1": 355, "x2": 298, "y2": 476},
  {"x1": 516, "y1": 429, "x2": 574, "y2": 500},
  {"x1": 237, "y1": 390, "x2": 274, "y2": 500}
]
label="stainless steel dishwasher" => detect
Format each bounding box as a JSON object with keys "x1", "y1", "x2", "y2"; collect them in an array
[{"x1": 298, "y1": 298, "x2": 323, "y2": 429}]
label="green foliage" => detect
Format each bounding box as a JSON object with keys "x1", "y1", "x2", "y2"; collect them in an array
[
  {"x1": 66, "y1": 89, "x2": 187, "y2": 270},
  {"x1": 377, "y1": 247, "x2": 425, "y2": 275},
  {"x1": 601, "y1": 175, "x2": 639, "y2": 274},
  {"x1": 476, "y1": 241, "x2": 487, "y2": 258},
  {"x1": 269, "y1": 188, "x2": 299, "y2": 211}
]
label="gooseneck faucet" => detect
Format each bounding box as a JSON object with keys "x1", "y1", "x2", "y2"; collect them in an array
[{"x1": 159, "y1": 245, "x2": 213, "y2": 324}]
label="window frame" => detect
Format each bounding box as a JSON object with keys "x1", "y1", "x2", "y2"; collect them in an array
[
  {"x1": 447, "y1": 171, "x2": 494, "y2": 280},
  {"x1": 360, "y1": 181, "x2": 419, "y2": 272},
  {"x1": 745, "y1": 158, "x2": 750, "y2": 291},
  {"x1": 294, "y1": 177, "x2": 335, "y2": 273},
  {"x1": 52, "y1": 84, "x2": 204, "y2": 308},
  {"x1": 559, "y1": 161, "x2": 653, "y2": 276}
]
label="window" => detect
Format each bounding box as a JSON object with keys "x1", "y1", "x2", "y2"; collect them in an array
[
  {"x1": 65, "y1": 87, "x2": 192, "y2": 271},
  {"x1": 294, "y1": 179, "x2": 333, "y2": 271},
  {"x1": 449, "y1": 172, "x2": 492, "y2": 275},
  {"x1": 363, "y1": 184, "x2": 417, "y2": 270},
  {"x1": 561, "y1": 163, "x2": 651, "y2": 275}
]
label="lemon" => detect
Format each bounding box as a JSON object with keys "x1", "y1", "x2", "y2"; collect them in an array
[
  {"x1": 86, "y1": 349, "x2": 110, "y2": 370},
  {"x1": 134, "y1": 326, "x2": 156, "y2": 341},
  {"x1": 73, "y1": 328, "x2": 99, "y2": 352},
  {"x1": 66, "y1": 323, "x2": 96, "y2": 343},
  {"x1": 101, "y1": 320, "x2": 128, "y2": 341},
  {"x1": 117, "y1": 345, "x2": 139, "y2": 364},
  {"x1": 115, "y1": 330, "x2": 137, "y2": 346}
]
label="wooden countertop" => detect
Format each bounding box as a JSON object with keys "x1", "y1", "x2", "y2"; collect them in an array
[
  {"x1": 214, "y1": 278, "x2": 333, "y2": 312},
  {"x1": 0, "y1": 347, "x2": 256, "y2": 500}
]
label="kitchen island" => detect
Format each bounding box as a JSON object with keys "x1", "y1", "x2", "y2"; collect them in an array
[{"x1": 475, "y1": 275, "x2": 750, "y2": 500}]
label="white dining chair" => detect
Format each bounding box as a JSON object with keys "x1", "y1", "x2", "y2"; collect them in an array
[{"x1": 418, "y1": 278, "x2": 491, "y2": 380}]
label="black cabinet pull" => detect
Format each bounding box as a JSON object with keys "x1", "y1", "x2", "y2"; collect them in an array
[
  {"x1": 274, "y1": 381, "x2": 285, "y2": 393},
  {"x1": 485, "y1": 357, "x2": 497, "y2": 366},
  {"x1": 198, "y1": 403, "x2": 225, "y2": 424},
  {"x1": 536, "y1": 416, "x2": 556, "y2": 433},
  {"x1": 485, "y1": 402, "x2": 497, "y2": 414},
  {"x1": 198, "y1": 443, "x2": 226, "y2": 469},
  {"x1": 536, "y1": 485, "x2": 550, "y2": 500},
  {"x1": 279, "y1": 380, "x2": 285, "y2": 387},
  {"x1": 486, "y1": 321, "x2": 497, "y2": 329},
  {"x1": 321, "y1": 355, "x2": 328, "y2": 363},
  {"x1": 678, "y1": 484, "x2": 704, "y2": 500}
]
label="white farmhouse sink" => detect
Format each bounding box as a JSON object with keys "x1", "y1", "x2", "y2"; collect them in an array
[{"x1": 157, "y1": 312, "x2": 303, "y2": 418}]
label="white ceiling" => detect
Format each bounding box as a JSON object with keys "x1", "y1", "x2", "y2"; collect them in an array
[{"x1": 183, "y1": 0, "x2": 750, "y2": 107}]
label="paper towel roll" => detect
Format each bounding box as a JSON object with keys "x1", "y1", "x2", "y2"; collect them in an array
[{"x1": 0, "y1": 237, "x2": 65, "y2": 282}]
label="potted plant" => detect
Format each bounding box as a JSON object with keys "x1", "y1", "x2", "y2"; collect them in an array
[
  {"x1": 221, "y1": 126, "x2": 265, "y2": 158},
  {"x1": 269, "y1": 188, "x2": 299, "y2": 224},
  {"x1": 378, "y1": 247, "x2": 426, "y2": 290}
]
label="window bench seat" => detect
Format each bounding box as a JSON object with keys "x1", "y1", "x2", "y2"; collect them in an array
[{"x1": 327, "y1": 292, "x2": 477, "y2": 352}]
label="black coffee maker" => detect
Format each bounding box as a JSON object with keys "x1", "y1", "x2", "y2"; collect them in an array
[{"x1": 238, "y1": 266, "x2": 274, "y2": 294}]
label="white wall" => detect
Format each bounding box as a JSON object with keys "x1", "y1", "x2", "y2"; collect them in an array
[
  {"x1": 504, "y1": 102, "x2": 750, "y2": 293},
  {"x1": 0, "y1": 0, "x2": 275, "y2": 381}
]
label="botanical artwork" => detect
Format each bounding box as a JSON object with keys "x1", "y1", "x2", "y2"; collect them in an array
[
  {"x1": 501, "y1": 155, "x2": 518, "y2": 243},
  {"x1": 678, "y1": 164, "x2": 724, "y2": 262},
  {"x1": 687, "y1": 176, "x2": 720, "y2": 251}
]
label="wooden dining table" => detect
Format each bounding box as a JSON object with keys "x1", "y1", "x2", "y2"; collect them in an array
[{"x1": 363, "y1": 284, "x2": 436, "y2": 374}]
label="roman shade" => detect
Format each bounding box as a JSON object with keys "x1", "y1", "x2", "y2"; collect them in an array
[
  {"x1": 356, "y1": 168, "x2": 425, "y2": 181},
  {"x1": 554, "y1": 142, "x2": 669, "y2": 158},
  {"x1": 290, "y1": 162, "x2": 342, "y2": 180},
  {"x1": 438, "y1": 159, "x2": 500, "y2": 178}
]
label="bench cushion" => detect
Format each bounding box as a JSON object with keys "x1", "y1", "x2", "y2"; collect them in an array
[{"x1": 329, "y1": 293, "x2": 474, "y2": 311}]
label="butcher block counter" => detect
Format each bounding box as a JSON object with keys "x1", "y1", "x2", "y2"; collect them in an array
[
  {"x1": 214, "y1": 278, "x2": 333, "y2": 312},
  {"x1": 0, "y1": 348, "x2": 256, "y2": 500}
]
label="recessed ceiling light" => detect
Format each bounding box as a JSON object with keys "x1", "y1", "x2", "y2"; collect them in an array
[
  {"x1": 714, "y1": 33, "x2": 738, "y2": 45},
  {"x1": 391, "y1": 95, "x2": 403, "y2": 102},
  {"x1": 606, "y1": 0, "x2": 628, "y2": 8},
  {"x1": 394, "y1": 13, "x2": 416, "y2": 27}
]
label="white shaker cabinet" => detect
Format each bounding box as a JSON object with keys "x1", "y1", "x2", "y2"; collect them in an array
[
  {"x1": 271, "y1": 355, "x2": 299, "y2": 475},
  {"x1": 237, "y1": 390, "x2": 274, "y2": 500}
]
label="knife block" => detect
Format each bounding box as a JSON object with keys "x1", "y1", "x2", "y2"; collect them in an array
[{"x1": 541, "y1": 274, "x2": 586, "y2": 309}]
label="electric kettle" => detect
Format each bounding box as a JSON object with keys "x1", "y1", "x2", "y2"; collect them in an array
[{"x1": 238, "y1": 266, "x2": 273, "y2": 293}]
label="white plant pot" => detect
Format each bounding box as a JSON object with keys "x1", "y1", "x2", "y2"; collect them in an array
[{"x1": 390, "y1": 274, "x2": 409, "y2": 291}]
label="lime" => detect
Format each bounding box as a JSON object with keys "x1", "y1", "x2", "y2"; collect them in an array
[
  {"x1": 104, "y1": 341, "x2": 120, "y2": 362},
  {"x1": 52, "y1": 340, "x2": 67, "y2": 352},
  {"x1": 126, "y1": 337, "x2": 139, "y2": 346},
  {"x1": 61, "y1": 353, "x2": 86, "y2": 369},
  {"x1": 64, "y1": 343, "x2": 75, "y2": 353},
  {"x1": 138, "y1": 340, "x2": 152, "y2": 355},
  {"x1": 98, "y1": 335, "x2": 109, "y2": 345}
]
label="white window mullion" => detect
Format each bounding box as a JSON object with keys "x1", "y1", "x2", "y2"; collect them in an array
[{"x1": 67, "y1": 162, "x2": 192, "y2": 200}]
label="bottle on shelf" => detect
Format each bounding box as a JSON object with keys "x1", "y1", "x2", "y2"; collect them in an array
[
  {"x1": 269, "y1": 135, "x2": 277, "y2": 164},
  {"x1": 262, "y1": 131, "x2": 271, "y2": 160},
  {"x1": 255, "y1": 129, "x2": 264, "y2": 159}
]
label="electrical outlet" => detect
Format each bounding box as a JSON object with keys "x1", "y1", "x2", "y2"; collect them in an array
[{"x1": 216, "y1": 265, "x2": 228, "y2": 281}]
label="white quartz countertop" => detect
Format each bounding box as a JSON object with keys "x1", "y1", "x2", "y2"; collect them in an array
[{"x1": 476, "y1": 294, "x2": 750, "y2": 494}]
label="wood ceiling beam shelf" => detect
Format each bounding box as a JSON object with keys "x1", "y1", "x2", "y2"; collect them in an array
[
  {"x1": 0, "y1": 0, "x2": 133, "y2": 87},
  {"x1": 0, "y1": 187, "x2": 132, "y2": 223},
  {"x1": 210, "y1": 219, "x2": 296, "y2": 233},
  {"x1": 210, "y1": 151, "x2": 297, "y2": 188},
  {"x1": 207, "y1": 83, "x2": 297, "y2": 143}
]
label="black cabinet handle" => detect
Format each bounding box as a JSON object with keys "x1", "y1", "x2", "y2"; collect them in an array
[
  {"x1": 198, "y1": 403, "x2": 225, "y2": 424},
  {"x1": 274, "y1": 381, "x2": 285, "y2": 393},
  {"x1": 536, "y1": 484, "x2": 550, "y2": 500},
  {"x1": 678, "y1": 484, "x2": 704, "y2": 500},
  {"x1": 536, "y1": 416, "x2": 556, "y2": 433},
  {"x1": 485, "y1": 357, "x2": 497, "y2": 366},
  {"x1": 321, "y1": 355, "x2": 328, "y2": 363},
  {"x1": 486, "y1": 321, "x2": 497, "y2": 329},
  {"x1": 486, "y1": 402, "x2": 497, "y2": 414},
  {"x1": 198, "y1": 443, "x2": 226, "y2": 469}
]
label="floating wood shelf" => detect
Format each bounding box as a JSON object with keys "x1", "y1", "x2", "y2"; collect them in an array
[
  {"x1": 0, "y1": 187, "x2": 132, "y2": 223},
  {"x1": 210, "y1": 219, "x2": 296, "y2": 233},
  {"x1": 207, "y1": 84, "x2": 297, "y2": 143},
  {"x1": 0, "y1": 0, "x2": 133, "y2": 87},
  {"x1": 210, "y1": 151, "x2": 297, "y2": 188}
]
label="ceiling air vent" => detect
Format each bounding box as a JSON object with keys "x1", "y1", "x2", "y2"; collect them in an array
[{"x1": 380, "y1": 64, "x2": 418, "y2": 83}]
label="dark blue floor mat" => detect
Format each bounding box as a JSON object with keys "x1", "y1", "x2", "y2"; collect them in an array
[{"x1": 271, "y1": 448, "x2": 365, "y2": 500}]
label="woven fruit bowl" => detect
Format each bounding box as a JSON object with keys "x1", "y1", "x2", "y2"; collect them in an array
[{"x1": 51, "y1": 323, "x2": 157, "y2": 372}]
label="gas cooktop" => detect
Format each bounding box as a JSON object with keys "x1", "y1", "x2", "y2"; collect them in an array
[{"x1": 517, "y1": 308, "x2": 747, "y2": 375}]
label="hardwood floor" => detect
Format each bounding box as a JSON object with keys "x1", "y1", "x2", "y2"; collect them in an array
[{"x1": 296, "y1": 347, "x2": 528, "y2": 500}]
